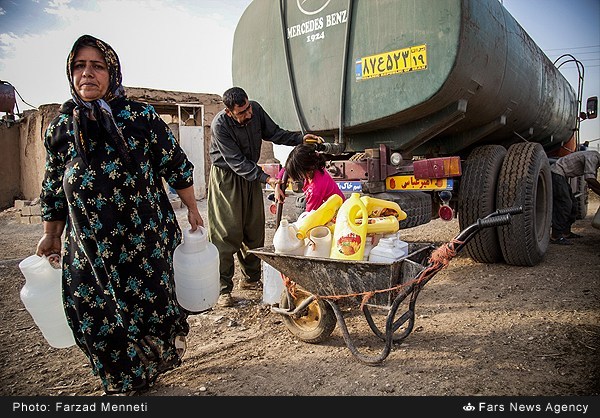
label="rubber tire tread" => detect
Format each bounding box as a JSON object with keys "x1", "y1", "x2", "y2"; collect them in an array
[
  {"x1": 496, "y1": 142, "x2": 551, "y2": 266},
  {"x1": 458, "y1": 145, "x2": 507, "y2": 263},
  {"x1": 571, "y1": 176, "x2": 588, "y2": 220}
]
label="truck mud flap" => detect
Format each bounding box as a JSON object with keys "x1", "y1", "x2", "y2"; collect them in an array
[
  {"x1": 496, "y1": 142, "x2": 552, "y2": 266},
  {"x1": 368, "y1": 191, "x2": 432, "y2": 229},
  {"x1": 458, "y1": 145, "x2": 507, "y2": 263}
]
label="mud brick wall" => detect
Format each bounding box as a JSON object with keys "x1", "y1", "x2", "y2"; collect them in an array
[{"x1": 13, "y1": 199, "x2": 42, "y2": 225}]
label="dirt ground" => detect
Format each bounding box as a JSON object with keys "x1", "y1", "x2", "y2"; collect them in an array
[{"x1": 0, "y1": 195, "x2": 598, "y2": 398}]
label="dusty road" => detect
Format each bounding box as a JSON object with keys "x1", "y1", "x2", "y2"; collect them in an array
[{"x1": 0, "y1": 196, "x2": 598, "y2": 398}]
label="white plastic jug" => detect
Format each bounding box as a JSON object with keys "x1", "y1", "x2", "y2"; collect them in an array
[
  {"x1": 18, "y1": 255, "x2": 76, "y2": 349},
  {"x1": 304, "y1": 225, "x2": 332, "y2": 258},
  {"x1": 273, "y1": 218, "x2": 305, "y2": 255},
  {"x1": 262, "y1": 261, "x2": 285, "y2": 305},
  {"x1": 368, "y1": 237, "x2": 408, "y2": 263},
  {"x1": 173, "y1": 227, "x2": 220, "y2": 313}
]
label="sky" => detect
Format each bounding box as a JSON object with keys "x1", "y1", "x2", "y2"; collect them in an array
[{"x1": 0, "y1": 0, "x2": 599, "y2": 144}]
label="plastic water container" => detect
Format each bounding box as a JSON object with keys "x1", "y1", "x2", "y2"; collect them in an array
[
  {"x1": 330, "y1": 193, "x2": 368, "y2": 260},
  {"x1": 262, "y1": 261, "x2": 285, "y2": 305},
  {"x1": 18, "y1": 255, "x2": 76, "y2": 349},
  {"x1": 293, "y1": 194, "x2": 343, "y2": 240},
  {"x1": 356, "y1": 215, "x2": 400, "y2": 234},
  {"x1": 368, "y1": 237, "x2": 408, "y2": 263},
  {"x1": 174, "y1": 227, "x2": 220, "y2": 313},
  {"x1": 273, "y1": 218, "x2": 305, "y2": 255},
  {"x1": 303, "y1": 225, "x2": 332, "y2": 258},
  {"x1": 360, "y1": 196, "x2": 407, "y2": 221}
]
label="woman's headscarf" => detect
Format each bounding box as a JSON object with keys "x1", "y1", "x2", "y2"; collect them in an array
[{"x1": 65, "y1": 34, "x2": 130, "y2": 165}]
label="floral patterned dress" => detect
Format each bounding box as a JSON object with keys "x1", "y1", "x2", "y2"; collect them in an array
[{"x1": 41, "y1": 97, "x2": 192, "y2": 393}]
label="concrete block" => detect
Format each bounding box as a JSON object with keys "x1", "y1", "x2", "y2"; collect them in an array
[
  {"x1": 21, "y1": 206, "x2": 32, "y2": 216},
  {"x1": 20, "y1": 216, "x2": 31, "y2": 224},
  {"x1": 30, "y1": 205, "x2": 42, "y2": 216},
  {"x1": 14, "y1": 200, "x2": 31, "y2": 209},
  {"x1": 29, "y1": 216, "x2": 42, "y2": 224}
]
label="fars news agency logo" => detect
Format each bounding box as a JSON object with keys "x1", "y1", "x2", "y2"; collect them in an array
[
  {"x1": 297, "y1": 0, "x2": 331, "y2": 15},
  {"x1": 463, "y1": 403, "x2": 476, "y2": 412}
]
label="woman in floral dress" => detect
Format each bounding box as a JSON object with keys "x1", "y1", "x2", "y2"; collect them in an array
[{"x1": 36, "y1": 34, "x2": 203, "y2": 395}]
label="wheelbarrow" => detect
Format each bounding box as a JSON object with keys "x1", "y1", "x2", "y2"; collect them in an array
[{"x1": 250, "y1": 206, "x2": 523, "y2": 365}]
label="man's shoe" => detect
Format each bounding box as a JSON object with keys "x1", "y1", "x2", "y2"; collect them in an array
[
  {"x1": 550, "y1": 237, "x2": 573, "y2": 246},
  {"x1": 238, "y1": 278, "x2": 262, "y2": 290},
  {"x1": 565, "y1": 232, "x2": 583, "y2": 239},
  {"x1": 217, "y1": 293, "x2": 235, "y2": 307}
]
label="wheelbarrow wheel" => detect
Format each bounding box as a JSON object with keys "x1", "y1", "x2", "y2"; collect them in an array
[{"x1": 279, "y1": 289, "x2": 337, "y2": 344}]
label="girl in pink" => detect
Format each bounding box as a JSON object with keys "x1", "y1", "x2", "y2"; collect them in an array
[{"x1": 275, "y1": 144, "x2": 345, "y2": 211}]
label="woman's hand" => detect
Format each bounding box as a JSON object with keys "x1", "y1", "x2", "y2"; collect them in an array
[
  {"x1": 175, "y1": 185, "x2": 204, "y2": 231},
  {"x1": 36, "y1": 234, "x2": 62, "y2": 258},
  {"x1": 36, "y1": 220, "x2": 65, "y2": 258},
  {"x1": 187, "y1": 208, "x2": 204, "y2": 231}
]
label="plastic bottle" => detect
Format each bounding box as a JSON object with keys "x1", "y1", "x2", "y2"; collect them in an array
[
  {"x1": 293, "y1": 194, "x2": 343, "y2": 240},
  {"x1": 382, "y1": 231, "x2": 409, "y2": 256},
  {"x1": 303, "y1": 225, "x2": 333, "y2": 258},
  {"x1": 173, "y1": 226, "x2": 220, "y2": 313},
  {"x1": 273, "y1": 218, "x2": 305, "y2": 255},
  {"x1": 363, "y1": 235, "x2": 375, "y2": 260},
  {"x1": 18, "y1": 254, "x2": 76, "y2": 348},
  {"x1": 355, "y1": 215, "x2": 399, "y2": 234},
  {"x1": 359, "y1": 196, "x2": 408, "y2": 221},
  {"x1": 262, "y1": 261, "x2": 285, "y2": 305},
  {"x1": 330, "y1": 193, "x2": 368, "y2": 260},
  {"x1": 368, "y1": 237, "x2": 408, "y2": 263}
]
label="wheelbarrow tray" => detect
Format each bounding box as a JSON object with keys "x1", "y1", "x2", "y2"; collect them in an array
[{"x1": 250, "y1": 242, "x2": 433, "y2": 306}]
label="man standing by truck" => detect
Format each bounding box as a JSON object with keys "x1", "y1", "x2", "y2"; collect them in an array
[
  {"x1": 208, "y1": 87, "x2": 322, "y2": 307},
  {"x1": 550, "y1": 150, "x2": 600, "y2": 245}
]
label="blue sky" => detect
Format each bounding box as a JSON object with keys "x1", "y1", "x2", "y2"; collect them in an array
[{"x1": 1, "y1": 0, "x2": 598, "y2": 142}]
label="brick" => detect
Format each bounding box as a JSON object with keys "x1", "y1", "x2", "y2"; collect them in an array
[
  {"x1": 21, "y1": 206, "x2": 32, "y2": 216},
  {"x1": 14, "y1": 200, "x2": 31, "y2": 209},
  {"x1": 20, "y1": 216, "x2": 31, "y2": 224},
  {"x1": 29, "y1": 216, "x2": 42, "y2": 224},
  {"x1": 30, "y1": 205, "x2": 42, "y2": 216}
]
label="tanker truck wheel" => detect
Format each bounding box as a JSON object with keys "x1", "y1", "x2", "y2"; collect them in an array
[
  {"x1": 570, "y1": 175, "x2": 589, "y2": 220},
  {"x1": 496, "y1": 142, "x2": 552, "y2": 266},
  {"x1": 458, "y1": 145, "x2": 507, "y2": 263},
  {"x1": 279, "y1": 288, "x2": 337, "y2": 344}
]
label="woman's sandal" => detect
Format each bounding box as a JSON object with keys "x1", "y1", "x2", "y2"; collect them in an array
[{"x1": 175, "y1": 335, "x2": 187, "y2": 358}]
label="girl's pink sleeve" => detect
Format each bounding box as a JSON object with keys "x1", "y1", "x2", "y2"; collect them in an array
[{"x1": 276, "y1": 167, "x2": 286, "y2": 180}]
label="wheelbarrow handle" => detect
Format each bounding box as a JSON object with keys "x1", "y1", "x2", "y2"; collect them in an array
[{"x1": 455, "y1": 206, "x2": 523, "y2": 244}]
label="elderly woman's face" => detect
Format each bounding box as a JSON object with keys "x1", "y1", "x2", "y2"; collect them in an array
[{"x1": 72, "y1": 46, "x2": 109, "y2": 102}]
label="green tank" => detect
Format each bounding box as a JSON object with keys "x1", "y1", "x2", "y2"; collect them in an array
[{"x1": 232, "y1": 0, "x2": 577, "y2": 155}]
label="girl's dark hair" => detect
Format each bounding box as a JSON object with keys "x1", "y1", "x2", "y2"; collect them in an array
[{"x1": 285, "y1": 144, "x2": 326, "y2": 181}]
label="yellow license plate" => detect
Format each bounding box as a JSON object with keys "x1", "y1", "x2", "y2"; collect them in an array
[
  {"x1": 356, "y1": 44, "x2": 427, "y2": 80},
  {"x1": 386, "y1": 176, "x2": 452, "y2": 191}
]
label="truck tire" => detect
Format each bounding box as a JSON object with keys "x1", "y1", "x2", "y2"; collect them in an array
[
  {"x1": 496, "y1": 142, "x2": 552, "y2": 266},
  {"x1": 570, "y1": 176, "x2": 588, "y2": 220},
  {"x1": 457, "y1": 145, "x2": 507, "y2": 263},
  {"x1": 369, "y1": 191, "x2": 432, "y2": 229}
]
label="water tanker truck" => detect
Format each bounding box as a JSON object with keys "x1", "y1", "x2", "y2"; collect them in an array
[{"x1": 232, "y1": 0, "x2": 598, "y2": 267}]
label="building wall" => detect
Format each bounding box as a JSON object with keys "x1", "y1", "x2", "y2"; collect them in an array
[
  {"x1": 0, "y1": 122, "x2": 21, "y2": 209},
  {"x1": 0, "y1": 87, "x2": 280, "y2": 210}
]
